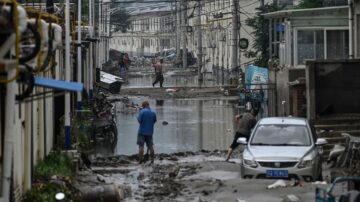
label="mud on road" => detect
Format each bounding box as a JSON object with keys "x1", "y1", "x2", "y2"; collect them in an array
[
  {"x1": 120, "y1": 86, "x2": 237, "y2": 100},
  {"x1": 74, "y1": 150, "x2": 319, "y2": 202}
]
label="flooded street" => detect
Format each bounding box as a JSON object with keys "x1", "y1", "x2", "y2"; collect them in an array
[
  {"x1": 5, "y1": 0, "x2": 358, "y2": 201},
  {"x1": 126, "y1": 69, "x2": 216, "y2": 88},
  {"x1": 112, "y1": 71, "x2": 238, "y2": 155},
  {"x1": 78, "y1": 72, "x2": 321, "y2": 202},
  {"x1": 114, "y1": 97, "x2": 238, "y2": 155}
]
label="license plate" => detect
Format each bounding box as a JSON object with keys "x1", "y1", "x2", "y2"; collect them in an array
[{"x1": 266, "y1": 170, "x2": 288, "y2": 178}]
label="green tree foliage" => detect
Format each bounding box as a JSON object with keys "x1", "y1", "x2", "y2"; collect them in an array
[
  {"x1": 245, "y1": 3, "x2": 278, "y2": 67},
  {"x1": 23, "y1": 183, "x2": 75, "y2": 202},
  {"x1": 110, "y1": 8, "x2": 131, "y2": 33},
  {"x1": 34, "y1": 151, "x2": 73, "y2": 180}
]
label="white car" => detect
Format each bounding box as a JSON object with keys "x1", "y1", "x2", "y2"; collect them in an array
[{"x1": 238, "y1": 117, "x2": 327, "y2": 182}]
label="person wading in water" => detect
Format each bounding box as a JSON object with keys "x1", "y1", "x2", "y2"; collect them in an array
[{"x1": 152, "y1": 58, "x2": 164, "y2": 87}]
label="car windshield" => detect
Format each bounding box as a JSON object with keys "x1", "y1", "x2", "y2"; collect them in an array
[{"x1": 250, "y1": 124, "x2": 311, "y2": 146}]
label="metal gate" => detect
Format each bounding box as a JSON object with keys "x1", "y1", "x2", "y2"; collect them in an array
[{"x1": 238, "y1": 83, "x2": 277, "y2": 118}]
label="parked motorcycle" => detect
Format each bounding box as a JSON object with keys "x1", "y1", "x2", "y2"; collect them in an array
[{"x1": 327, "y1": 133, "x2": 360, "y2": 181}]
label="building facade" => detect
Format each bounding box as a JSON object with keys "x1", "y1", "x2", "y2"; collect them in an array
[
  {"x1": 0, "y1": 3, "x2": 95, "y2": 200},
  {"x1": 110, "y1": 5, "x2": 176, "y2": 57},
  {"x1": 265, "y1": 1, "x2": 360, "y2": 117},
  {"x1": 110, "y1": 0, "x2": 302, "y2": 83}
]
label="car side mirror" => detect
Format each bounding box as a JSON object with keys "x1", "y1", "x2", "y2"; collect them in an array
[
  {"x1": 236, "y1": 137, "x2": 247, "y2": 145},
  {"x1": 315, "y1": 138, "x2": 327, "y2": 146}
]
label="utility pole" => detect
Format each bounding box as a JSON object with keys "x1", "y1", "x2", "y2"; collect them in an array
[
  {"x1": 88, "y1": 0, "x2": 93, "y2": 98},
  {"x1": 231, "y1": 0, "x2": 239, "y2": 80},
  {"x1": 237, "y1": 1, "x2": 241, "y2": 82},
  {"x1": 182, "y1": 0, "x2": 188, "y2": 69},
  {"x1": 105, "y1": 3, "x2": 110, "y2": 61},
  {"x1": 98, "y1": 0, "x2": 102, "y2": 69},
  {"x1": 77, "y1": 0, "x2": 82, "y2": 110},
  {"x1": 176, "y1": 0, "x2": 181, "y2": 61},
  {"x1": 64, "y1": 0, "x2": 71, "y2": 149},
  {"x1": 196, "y1": 0, "x2": 203, "y2": 83}
]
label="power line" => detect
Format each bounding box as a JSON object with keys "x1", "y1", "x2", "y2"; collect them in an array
[
  {"x1": 111, "y1": 0, "x2": 261, "y2": 36},
  {"x1": 112, "y1": 0, "x2": 259, "y2": 17},
  {"x1": 241, "y1": 0, "x2": 258, "y2": 9},
  {"x1": 241, "y1": 26, "x2": 255, "y2": 39},
  {"x1": 164, "y1": 0, "x2": 260, "y2": 20}
]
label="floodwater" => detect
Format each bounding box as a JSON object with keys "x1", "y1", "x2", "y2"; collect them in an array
[
  {"x1": 114, "y1": 97, "x2": 238, "y2": 155},
  {"x1": 125, "y1": 71, "x2": 216, "y2": 88},
  {"x1": 109, "y1": 71, "x2": 239, "y2": 155}
]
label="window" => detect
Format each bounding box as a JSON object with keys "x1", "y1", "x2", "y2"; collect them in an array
[
  {"x1": 251, "y1": 124, "x2": 311, "y2": 146},
  {"x1": 297, "y1": 30, "x2": 324, "y2": 65},
  {"x1": 326, "y1": 30, "x2": 349, "y2": 59},
  {"x1": 296, "y1": 29, "x2": 349, "y2": 66}
]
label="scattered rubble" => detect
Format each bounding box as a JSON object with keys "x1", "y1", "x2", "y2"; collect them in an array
[{"x1": 73, "y1": 150, "x2": 318, "y2": 201}]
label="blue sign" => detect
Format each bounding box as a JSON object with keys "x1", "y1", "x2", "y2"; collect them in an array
[
  {"x1": 276, "y1": 23, "x2": 285, "y2": 32},
  {"x1": 266, "y1": 170, "x2": 289, "y2": 178},
  {"x1": 245, "y1": 64, "x2": 268, "y2": 91},
  {"x1": 242, "y1": 65, "x2": 269, "y2": 117}
]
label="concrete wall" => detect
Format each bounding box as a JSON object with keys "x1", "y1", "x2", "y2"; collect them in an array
[
  {"x1": 275, "y1": 67, "x2": 290, "y2": 116},
  {"x1": 13, "y1": 86, "x2": 55, "y2": 200},
  {"x1": 0, "y1": 59, "x2": 59, "y2": 201},
  {"x1": 306, "y1": 60, "x2": 360, "y2": 121}
]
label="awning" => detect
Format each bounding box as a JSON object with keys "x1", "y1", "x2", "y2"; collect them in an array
[
  {"x1": 263, "y1": 5, "x2": 348, "y2": 19},
  {"x1": 34, "y1": 76, "x2": 83, "y2": 92}
]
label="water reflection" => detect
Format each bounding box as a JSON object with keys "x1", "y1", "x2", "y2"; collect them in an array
[
  {"x1": 115, "y1": 97, "x2": 237, "y2": 155},
  {"x1": 126, "y1": 72, "x2": 215, "y2": 88}
]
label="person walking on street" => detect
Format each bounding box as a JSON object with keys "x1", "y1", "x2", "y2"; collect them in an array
[
  {"x1": 137, "y1": 101, "x2": 157, "y2": 163},
  {"x1": 119, "y1": 52, "x2": 127, "y2": 81},
  {"x1": 123, "y1": 53, "x2": 130, "y2": 83},
  {"x1": 225, "y1": 109, "x2": 258, "y2": 161},
  {"x1": 152, "y1": 58, "x2": 164, "y2": 87}
]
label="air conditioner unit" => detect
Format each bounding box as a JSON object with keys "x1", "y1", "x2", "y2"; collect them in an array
[{"x1": 213, "y1": 11, "x2": 223, "y2": 19}]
